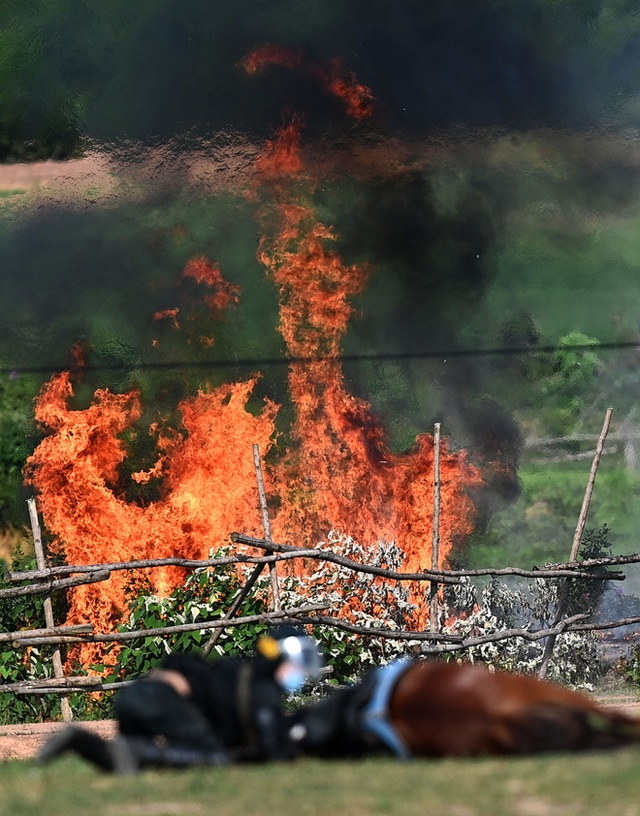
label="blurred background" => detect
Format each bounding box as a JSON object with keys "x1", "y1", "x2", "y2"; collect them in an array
[{"x1": 1, "y1": 0, "x2": 640, "y2": 601}]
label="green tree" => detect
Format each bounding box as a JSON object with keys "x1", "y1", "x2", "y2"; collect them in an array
[
  {"x1": 533, "y1": 331, "x2": 604, "y2": 437},
  {"x1": 0, "y1": 374, "x2": 39, "y2": 530}
]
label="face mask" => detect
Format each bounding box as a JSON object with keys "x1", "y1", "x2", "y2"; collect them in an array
[{"x1": 279, "y1": 665, "x2": 306, "y2": 693}]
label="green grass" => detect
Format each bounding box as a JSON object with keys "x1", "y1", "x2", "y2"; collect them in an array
[
  {"x1": 467, "y1": 458, "x2": 640, "y2": 570},
  {"x1": 3, "y1": 750, "x2": 640, "y2": 816}
]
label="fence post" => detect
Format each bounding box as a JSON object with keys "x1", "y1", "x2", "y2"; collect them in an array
[
  {"x1": 253, "y1": 443, "x2": 281, "y2": 612},
  {"x1": 201, "y1": 444, "x2": 280, "y2": 658},
  {"x1": 429, "y1": 422, "x2": 442, "y2": 633},
  {"x1": 27, "y1": 497, "x2": 73, "y2": 722},
  {"x1": 537, "y1": 408, "x2": 613, "y2": 679},
  {"x1": 624, "y1": 434, "x2": 637, "y2": 472}
]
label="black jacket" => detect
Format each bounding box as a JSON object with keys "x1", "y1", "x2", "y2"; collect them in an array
[{"x1": 155, "y1": 651, "x2": 293, "y2": 761}]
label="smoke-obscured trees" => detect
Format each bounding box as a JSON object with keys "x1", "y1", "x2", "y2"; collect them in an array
[{"x1": 4, "y1": 1, "x2": 640, "y2": 159}]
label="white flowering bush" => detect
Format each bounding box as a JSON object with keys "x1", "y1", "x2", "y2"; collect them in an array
[
  {"x1": 277, "y1": 531, "x2": 421, "y2": 684},
  {"x1": 438, "y1": 577, "x2": 603, "y2": 688},
  {"x1": 280, "y1": 534, "x2": 603, "y2": 688}
]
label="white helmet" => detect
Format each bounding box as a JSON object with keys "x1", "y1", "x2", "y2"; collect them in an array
[{"x1": 257, "y1": 626, "x2": 323, "y2": 689}]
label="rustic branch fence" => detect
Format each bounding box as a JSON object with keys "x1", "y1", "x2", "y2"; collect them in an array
[
  {"x1": 2, "y1": 531, "x2": 640, "y2": 699},
  {"x1": 2, "y1": 410, "x2": 639, "y2": 714}
]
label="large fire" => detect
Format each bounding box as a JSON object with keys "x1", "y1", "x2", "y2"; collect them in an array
[{"x1": 26, "y1": 48, "x2": 483, "y2": 666}]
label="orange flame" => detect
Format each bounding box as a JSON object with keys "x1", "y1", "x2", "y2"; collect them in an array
[
  {"x1": 243, "y1": 45, "x2": 374, "y2": 121},
  {"x1": 257, "y1": 123, "x2": 482, "y2": 627},
  {"x1": 26, "y1": 371, "x2": 279, "y2": 667},
  {"x1": 255, "y1": 119, "x2": 306, "y2": 181},
  {"x1": 181, "y1": 256, "x2": 240, "y2": 314},
  {"x1": 241, "y1": 45, "x2": 303, "y2": 75},
  {"x1": 321, "y1": 58, "x2": 375, "y2": 120},
  {"x1": 151, "y1": 256, "x2": 241, "y2": 353},
  {"x1": 153, "y1": 307, "x2": 180, "y2": 329},
  {"x1": 26, "y1": 54, "x2": 483, "y2": 662}
]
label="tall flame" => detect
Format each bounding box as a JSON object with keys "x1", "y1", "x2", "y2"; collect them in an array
[
  {"x1": 259, "y1": 121, "x2": 482, "y2": 584},
  {"x1": 26, "y1": 50, "x2": 483, "y2": 663}
]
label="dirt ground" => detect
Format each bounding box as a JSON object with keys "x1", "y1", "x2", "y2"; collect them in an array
[{"x1": 0, "y1": 719, "x2": 117, "y2": 762}]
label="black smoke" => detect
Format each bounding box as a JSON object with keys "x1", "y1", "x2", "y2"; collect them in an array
[
  {"x1": 6, "y1": 1, "x2": 639, "y2": 151},
  {"x1": 4, "y1": 0, "x2": 640, "y2": 532}
]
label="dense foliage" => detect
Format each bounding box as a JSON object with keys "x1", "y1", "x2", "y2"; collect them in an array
[
  {"x1": 0, "y1": 548, "x2": 63, "y2": 723},
  {"x1": 0, "y1": 375, "x2": 39, "y2": 529}
]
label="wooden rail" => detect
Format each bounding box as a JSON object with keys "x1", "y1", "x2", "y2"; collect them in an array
[{"x1": 1, "y1": 538, "x2": 635, "y2": 697}]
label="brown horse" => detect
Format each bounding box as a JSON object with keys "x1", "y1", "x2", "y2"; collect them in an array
[{"x1": 289, "y1": 658, "x2": 640, "y2": 758}]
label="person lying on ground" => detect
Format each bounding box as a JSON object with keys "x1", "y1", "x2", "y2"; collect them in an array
[{"x1": 38, "y1": 625, "x2": 323, "y2": 773}]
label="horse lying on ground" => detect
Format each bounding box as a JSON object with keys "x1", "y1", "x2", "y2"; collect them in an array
[{"x1": 289, "y1": 658, "x2": 640, "y2": 759}]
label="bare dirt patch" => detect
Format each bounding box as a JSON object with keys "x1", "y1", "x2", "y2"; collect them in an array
[
  {"x1": 0, "y1": 720, "x2": 117, "y2": 762},
  {"x1": 0, "y1": 154, "x2": 115, "y2": 195}
]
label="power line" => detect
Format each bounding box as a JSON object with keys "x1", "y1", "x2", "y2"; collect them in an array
[{"x1": 0, "y1": 340, "x2": 637, "y2": 378}]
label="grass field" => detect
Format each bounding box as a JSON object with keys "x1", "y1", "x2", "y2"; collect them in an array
[{"x1": 2, "y1": 748, "x2": 640, "y2": 816}]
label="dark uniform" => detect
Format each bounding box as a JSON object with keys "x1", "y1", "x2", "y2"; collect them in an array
[
  {"x1": 38, "y1": 626, "x2": 323, "y2": 773},
  {"x1": 113, "y1": 650, "x2": 293, "y2": 764}
]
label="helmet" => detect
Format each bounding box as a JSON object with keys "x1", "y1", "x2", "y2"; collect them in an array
[
  {"x1": 277, "y1": 632, "x2": 323, "y2": 681},
  {"x1": 257, "y1": 626, "x2": 323, "y2": 688}
]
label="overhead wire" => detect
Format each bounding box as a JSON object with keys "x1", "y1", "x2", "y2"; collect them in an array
[{"x1": 0, "y1": 339, "x2": 638, "y2": 378}]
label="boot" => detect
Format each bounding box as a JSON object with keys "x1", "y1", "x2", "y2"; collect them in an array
[
  {"x1": 37, "y1": 725, "x2": 134, "y2": 773},
  {"x1": 123, "y1": 736, "x2": 229, "y2": 769},
  {"x1": 38, "y1": 726, "x2": 228, "y2": 773}
]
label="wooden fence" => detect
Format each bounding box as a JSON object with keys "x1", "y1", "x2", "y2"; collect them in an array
[
  {"x1": 2, "y1": 412, "x2": 640, "y2": 719},
  {"x1": 3, "y1": 530, "x2": 640, "y2": 705}
]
